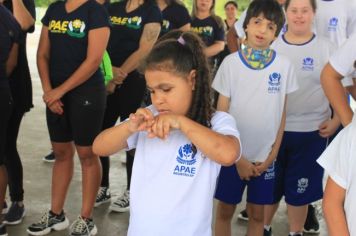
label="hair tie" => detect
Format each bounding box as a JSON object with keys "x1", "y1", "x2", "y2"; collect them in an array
[{"x1": 177, "y1": 36, "x2": 186, "y2": 45}]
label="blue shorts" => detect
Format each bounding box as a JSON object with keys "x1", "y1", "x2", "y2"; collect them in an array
[
  {"x1": 273, "y1": 131, "x2": 326, "y2": 206},
  {"x1": 215, "y1": 162, "x2": 276, "y2": 205}
]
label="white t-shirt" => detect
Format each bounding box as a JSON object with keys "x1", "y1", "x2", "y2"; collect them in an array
[
  {"x1": 212, "y1": 52, "x2": 298, "y2": 162},
  {"x1": 126, "y1": 109, "x2": 240, "y2": 236},
  {"x1": 329, "y1": 34, "x2": 356, "y2": 79},
  {"x1": 272, "y1": 35, "x2": 334, "y2": 131},
  {"x1": 317, "y1": 114, "x2": 356, "y2": 236},
  {"x1": 314, "y1": 0, "x2": 356, "y2": 46}
]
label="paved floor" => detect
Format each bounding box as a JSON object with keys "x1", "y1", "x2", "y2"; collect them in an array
[{"x1": 3, "y1": 27, "x2": 330, "y2": 236}]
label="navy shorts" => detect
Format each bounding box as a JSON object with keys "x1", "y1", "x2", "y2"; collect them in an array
[
  {"x1": 215, "y1": 161, "x2": 276, "y2": 205},
  {"x1": 273, "y1": 131, "x2": 327, "y2": 206},
  {"x1": 46, "y1": 84, "x2": 106, "y2": 146}
]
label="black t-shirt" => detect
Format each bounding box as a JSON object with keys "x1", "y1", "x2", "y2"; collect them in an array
[
  {"x1": 0, "y1": 5, "x2": 20, "y2": 88},
  {"x1": 107, "y1": 1, "x2": 162, "y2": 67},
  {"x1": 4, "y1": 0, "x2": 35, "y2": 111},
  {"x1": 160, "y1": 2, "x2": 190, "y2": 36},
  {"x1": 42, "y1": 0, "x2": 110, "y2": 87},
  {"x1": 191, "y1": 16, "x2": 225, "y2": 47}
]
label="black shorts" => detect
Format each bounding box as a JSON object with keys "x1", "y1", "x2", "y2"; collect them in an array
[
  {"x1": 46, "y1": 84, "x2": 106, "y2": 146},
  {"x1": 0, "y1": 87, "x2": 13, "y2": 165}
]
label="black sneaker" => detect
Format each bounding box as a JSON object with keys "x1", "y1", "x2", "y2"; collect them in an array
[
  {"x1": 27, "y1": 210, "x2": 69, "y2": 235},
  {"x1": 303, "y1": 204, "x2": 320, "y2": 234},
  {"x1": 3, "y1": 202, "x2": 25, "y2": 225},
  {"x1": 69, "y1": 216, "x2": 97, "y2": 236},
  {"x1": 0, "y1": 224, "x2": 7, "y2": 236},
  {"x1": 237, "y1": 209, "x2": 249, "y2": 221},
  {"x1": 94, "y1": 187, "x2": 111, "y2": 207},
  {"x1": 109, "y1": 190, "x2": 130, "y2": 213},
  {"x1": 42, "y1": 152, "x2": 55, "y2": 163},
  {"x1": 289, "y1": 234, "x2": 302, "y2": 236},
  {"x1": 1, "y1": 202, "x2": 8, "y2": 215},
  {"x1": 264, "y1": 227, "x2": 272, "y2": 236}
]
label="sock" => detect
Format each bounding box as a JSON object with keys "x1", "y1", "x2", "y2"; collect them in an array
[{"x1": 264, "y1": 225, "x2": 271, "y2": 231}]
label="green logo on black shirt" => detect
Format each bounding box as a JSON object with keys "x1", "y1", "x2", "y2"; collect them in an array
[{"x1": 67, "y1": 19, "x2": 86, "y2": 38}]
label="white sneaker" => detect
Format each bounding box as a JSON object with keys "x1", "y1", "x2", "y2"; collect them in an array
[{"x1": 109, "y1": 190, "x2": 130, "y2": 213}]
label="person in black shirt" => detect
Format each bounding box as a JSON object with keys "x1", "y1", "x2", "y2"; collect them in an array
[
  {"x1": 156, "y1": 0, "x2": 191, "y2": 37},
  {"x1": 0, "y1": 3, "x2": 20, "y2": 236},
  {"x1": 95, "y1": 0, "x2": 161, "y2": 213},
  {"x1": 27, "y1": 1, "x2": 110, "y2": 235},
  {"x1": 1, "y1": 0, "x2": 35, "y2": 226},
  {"x1": 191, "y1": 0, "x2": 225, "y2": 60}
]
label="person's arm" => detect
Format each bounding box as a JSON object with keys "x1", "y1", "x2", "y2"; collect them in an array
[
  {"x1": 346, "y1": 78, "x2": 356, "y2": 101},
  {"x1": 11, "y1": 0, "x2": 35, "y2": 31},
  {"x1": 216, "y1": 93, "x2": 230, "y2": 112},
  {"x1": 111, "y1": 22, "x2": 161, "y2": 85},
  {"x1": 319, "y1": 113, "x2": 341, "y2": 138},
  {"x1": 256, "y1": 98, "x2": 286, "y2": 173},
  {"x1": 323, "y1": 177, "x2": 350, "y2": 236},
  {"x1": 6, "y1": 43, "x2": 18, "y2": 76},
  {"x1": 321, "y1": 63, "x2": 353, "y2": 126},
  {"x1": 226, "y1": 26, "x2": 239, "y2": 53},
  {"x1": 43, "y1": 27, "x2": 110, "y2": 105},
  {"x1": 204, "y1": 40, "x2": 225, "y2": 58},
  {"x1": 178, "y1": 23, "x2": 190, "y2": 32}
]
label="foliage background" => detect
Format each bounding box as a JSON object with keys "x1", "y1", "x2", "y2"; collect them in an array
[{"x1": 34, "y1": 0, "x2": 250, "y2": 17}]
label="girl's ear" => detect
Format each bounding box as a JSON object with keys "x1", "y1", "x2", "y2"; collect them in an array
[{"x1": 188, "y1": 70, "x2": 197, "y2": 90}]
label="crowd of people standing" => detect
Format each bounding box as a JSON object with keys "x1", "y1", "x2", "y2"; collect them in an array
[{"x1": 1, "y1": 0, "x2": 356, "y2": 236}]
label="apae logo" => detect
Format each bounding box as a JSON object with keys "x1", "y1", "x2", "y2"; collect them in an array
[
  {"x1": 302, "y1": 57, "x2": 314, "y2": 71},
  {"x1": 328, "y1": 17, "x2": 338, "y2": 32},
  {"x1": 67, "y1": 19, "x2": 86, "y2": 38},
  {"x1": 173, "y1": 144, "x2": 197, "y2": 177},
  {"x1": 297, "y1": 178, "x2": 309, "y2": 193},
  {"x1": 268, "y1": 72, "x2": 281, "y2": 93}
]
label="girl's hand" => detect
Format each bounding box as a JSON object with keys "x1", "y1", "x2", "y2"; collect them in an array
[
  {"x1": 255, "y1": 161, "x2": 269, "y2": 175},
  {"x1": 148, "y1": 114, "x2": 180, "y2": 139},
  {"x1": 43, "y1": 87, "x2": 65, "y2": 106},
  {"x1": 106, "y1": 81, "x2": 117, "y2": 94},
  {"x1": 235, "y1": 157, "x2": 259, "y2": 181},
  {"x1": 319, "y1": 118, "x2": 340, "y2": 138},
  {"x1": 112, "y1": 67, "x2": 127, "y2": 85},
  {"x1": 48, "y1": 100, "x2": 64, "y2": 115},
  {"x1": 128, "y1": 108, "x2": 154, "y2": 133}
]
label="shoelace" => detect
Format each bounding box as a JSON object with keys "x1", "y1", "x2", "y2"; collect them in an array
[
  {"x1": 70, "y1": 216, "x2": 90, "y2": 234},
  {"x1": 97, "y1": 188, "x2": 107, "y2": 199},
  {"x1": 36, "y1": 211, "x2": 50, "y2": 226},
  {"x1": 114, "y1": 191, "x2": 129, "y2": 206}
]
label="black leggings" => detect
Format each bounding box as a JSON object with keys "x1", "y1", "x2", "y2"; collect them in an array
[
  {"x1": 0, "y1": 87, "x2": 13, "y2": 166},
  {"x1": 100, "y1": 73, "x2": 146, "y2": 189},
  {"x1": 5, "y1": 108, "x2": 25, "y2": 201}
]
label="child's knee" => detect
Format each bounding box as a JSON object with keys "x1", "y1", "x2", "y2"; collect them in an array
[{"x1": 216, "y1": 201, "x2": 236, "y2": 221}]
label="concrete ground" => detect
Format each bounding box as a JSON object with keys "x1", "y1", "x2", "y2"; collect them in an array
[{"x1": 3, "y1": 27, "x2": 330, "y2": 236}]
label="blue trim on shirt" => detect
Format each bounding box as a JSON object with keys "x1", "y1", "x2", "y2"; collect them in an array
[{"x1": 282, "y1": 34, "x2": 316, "y2": 46}]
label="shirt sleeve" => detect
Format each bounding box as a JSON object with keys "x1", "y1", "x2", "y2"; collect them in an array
[
  {"x1": 329, "y1": 35, "x2": 356, "y2": 78},
  {"x1": 145, "y1": 5, "x2": 163, "y2": 25},
  {"x1": 214, "y1": 19, "x2": 225, "y2": 42},
  {"x1": 234, "y1": 9, "x2": 246, "y2": 39},
  {"x1": 174, "y1": 4, "x2": 191, "y2": 28},
  {"x1": 88, "y1": 2, "x2": 111, "y2": 30},
  {"x1": 284, "y1": 57, "x2": 299, "y2": 94},
  {"x1": 23, "y1": 0, "x2": 36, "y2": 33},
  {"x1": 317, "y1": 124, "x2": 353, "y2": 189},
  {"x1": 126, "y1": 132, "x2": 139, "y2": 151},
  {"x1": 212, "y1": 56, "x2": 232, "y2": 98},
  {"x1": 211, "y1": 111, "x2": 242, "y2": 161},
  {"x1": 41, "y1": 3, "x2": 55, "y2": 27}
]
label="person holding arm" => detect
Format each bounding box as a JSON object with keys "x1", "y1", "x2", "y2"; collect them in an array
[
  {"x1": 94, "y1": 0, "x2": 162, "y2": 212},
  {"x1": 0, "y1": 4, "x2": 20, "y2": 236},
  {"x1": 213, "y1": 1, "x2": 297, "y2": 235},
  {"x1": 27, "y1": 0, "x2": 110, "y2": 235},
  {"x1": 93, "y1": 31, "x2": 241, "y2": 236}
]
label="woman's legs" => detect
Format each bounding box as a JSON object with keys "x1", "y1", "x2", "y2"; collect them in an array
[
  {"x1": 76, "y1": 145, "x2": 101, "y2": 218},
  {"x1": 214, "y1": 201, "x2": 237, "y2": 236},
  {"x1": 51, "y1": 142, "x2": 75, "y2": 214}
]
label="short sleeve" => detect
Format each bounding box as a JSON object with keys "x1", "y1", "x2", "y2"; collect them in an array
[
  {"x1": 174, "y1": 4, "x2": 191, "y2": 28},
  {"x1": 211, "y1": 111, "x2": 241, "y2": 161},
  {"x1": 317, "y1": 124, "x2": 353, "y2": 189},
  {"x1": 329, "y1": 35, "x2": 356, "y2": 78},
  {"x1": 126, "y1": 132, "x2": 139, "y2": 151},
  {"x1": 212, "y1": 55, "x2": 233, "y2": 98},
  {"x1": 88, "y1": 2, "x2": 111, "y2": 30},
  {"x1": 41, "y1": 2, "x2": 56, "y2": 27},
  {"x1": 23, "y1": 0, "x2": 36, "y2": 33},
  {"x1": 144, "y1": 5, "x2": 162, "y2": 25},
  {"x1": 346, "y1": 3, "x2": 356, "y2": 37},
  {"x1": 214, "y1": 20, "x2": 225, "y2": 42}
]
